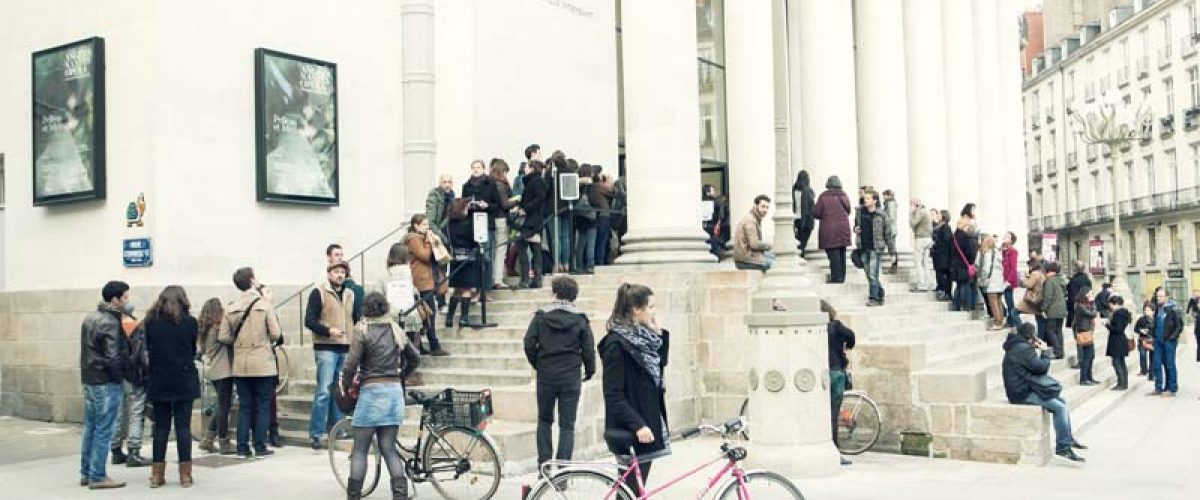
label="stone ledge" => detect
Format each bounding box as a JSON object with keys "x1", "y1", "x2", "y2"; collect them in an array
[{"x1": 916, "y1": 371, "x2": 987, "y2": 403}]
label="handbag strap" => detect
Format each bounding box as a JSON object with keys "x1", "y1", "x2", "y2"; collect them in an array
[
  {"x1": 952, "y1": 235, "x2": 971, "y2": 267},
  {"x1": 228, "y1": 298, "x2": 261, "y2": 341}
]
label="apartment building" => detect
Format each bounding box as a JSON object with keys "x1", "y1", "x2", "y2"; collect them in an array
[{"x1": 1025, "y1": 0, "x2": 1200, "y2": 302}]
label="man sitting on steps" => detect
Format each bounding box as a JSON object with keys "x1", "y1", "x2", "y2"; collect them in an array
[
  {"x1": 733, "y1": 194, "x2": 774, "y2": 272},
  {"x1": 1002, "y1": 322, "x2": 1086, "y2": 463}
]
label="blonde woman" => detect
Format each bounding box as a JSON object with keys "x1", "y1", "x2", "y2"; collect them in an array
[{"x1": 975, "y1": 234, "x2": 1007, "y2": 330}]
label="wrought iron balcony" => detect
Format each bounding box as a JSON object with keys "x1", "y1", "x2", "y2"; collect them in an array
[
  {"x1": 1161, "y1": 114, "x2": 1176, "y2": 137},
  {"x1": 1067, "y1": 152, "x2": 1078, "y2": 170},
  {"x1": 1154, "y1": 192, "x2": 1178, "y2": 210},
  {"x1": 1134, "y1": 195, "x2": 1155, "y2": 214},
  {"x1": 1079, "y1": 207, "x2": 1097, "y2": 224},
  {"x1": 1064, "y1": 210, "x2": 1078, "y2": 226},
  {"x1": 1031, "y1": 164, "x2": 1043, "y2": 182},
  {"x1": 1097, "y1": 205, "x2": 1112, "y2": 221},
  {"x1": 1046, "y1": 159, "x2": 1058, "y2": 176},
  {"x1": 1185, "y1": 106, "x2": 1200, "y2": 130},
  {"x1": 1119, "y1": 199, "x2": 1134, "y2": 216},
  {"x1": 1178, "y1": 186, "x2": 1200, "y2": 206},
  {"x1": 1137, "y1": 56, "x2": 1151, "y2": 78},
  {"x1": 1029, "y1": 217, "x2": 1042, "y2": 232}
]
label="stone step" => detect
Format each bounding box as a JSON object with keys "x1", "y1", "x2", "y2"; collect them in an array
[
  {"x1": 861, "y1": 320, "x2": 991, "y2": 342},
  {"x1": 437, "y1": 320, "x2": 607, "y2": 342},
  {"x1": 421, "y1": 354, "x2": 532, "y2": 372},
  {"x1": 437, "y1": 339, "x2": 525, "y2": 356},
  {"x1": 844, "y1": 310, "x2": 975, "y2": 332},
  {"x1": 472, "y1": 297, "x2": 599, "y2": 314}
]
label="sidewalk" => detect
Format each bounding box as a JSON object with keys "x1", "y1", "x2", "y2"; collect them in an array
[{"x1": 1, "y1": 358, "x2": 1194, "y2": 499}]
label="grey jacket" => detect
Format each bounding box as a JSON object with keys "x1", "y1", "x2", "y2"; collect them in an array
[
  {"x1": 856, "y1": 208, "x2": 893, "y2": 252},
  {"x1": 910, "y1": 206, "x2": 932, "y2": 238}
]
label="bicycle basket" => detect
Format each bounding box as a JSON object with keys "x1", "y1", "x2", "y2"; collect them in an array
[{"x1": 427, "y1": 388, "x2": 493, "y2": 430}]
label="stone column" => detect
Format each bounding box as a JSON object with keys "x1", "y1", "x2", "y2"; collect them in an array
[
  {"x1": 904, "y1": 0, "x2": 950, "y2": 212},
  {"x1": 770, "y1": 0, "x2": 798, "y2": 264},
  {"x1": 795, "y1": 0, "x2": 860, "y2": 253},
  {"x1": 999, "y1": 0, "x2": 1030, "y2": 251},
  {"x1": 725, "y1": 0, "x2": 777, "y2": 242},
  {"x1": 402, "y1": 0, "x2": 436, "y2": 217},
  {"x1": 854, "y1": 0, "x2": 912, "y2": 254},
  {"x1": 615, "y1": 0, "x2": 715, "y2": 265},
  {"x1": 942, "y1": 0, "x2": 980, "y2": 213},
  {"x1": 974, "y1": 0, "x2": 1006, "y2": 233}
]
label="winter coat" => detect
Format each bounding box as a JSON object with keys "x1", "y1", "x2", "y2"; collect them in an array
[
  {"x1": 883, "y1": 199, "x2": 898, "y2": 242},
  {"x1": 910, "y1": 206, "x2": 932, "y2": 238},
  {"x1": 1155, "y1": 300, "x2": 1185, "y2": 341},
  {"x1": 462, "y1": 175, "x2": 504, "y2": 230},
  {"x1": 949, "y1": 229, "x2": 978, "y2": 283},
  {"x1": 827, "y1": 320, "x2": 856, "y2": 372},
  {"x1": 1073, "y1": 302, "x2": 1097, "y2": 333},
  {"x1": 600, "y1": 329, "x2": 670, "y2": 458},
  {"x1": 144, "y1": 315, "x2": 201, "y2": 402},
  {"x1": 855, "y1": 208, "x2": 892, "y2": 252},
  {"x1": 218, "y1": 290, "x2": 283, "y2": 378},
  {"x1": 200, "y1": 320, "x2": 232, "y2": 381},
  {"x1": 734, "y1": 209, "x2": 771, "y2": 265},
  {"x1": 812, "y1": 189, "x2": 852, "y2": 249},
  {"x1": 80, "y1": 304, "x2": 128, "y2": 386},
  {"x1": 523, "y1": 302, "x2": 597, "y2": 382},
  {"x1": 1002, "y1": 247, "x2": 1020, "y2": 290},
  {"x1": 1106, "y1": 308, "x2": 1132, "y2": 358},
  {"x1": 425, "y1": 187, "x2": 452, "y2": 232},
  {"x1": 975, "y1": 249, "x2": 1006, "y2": 293},
  {"x1": 342, "y1": 317, "x2": 419, "y2": 387},
  {"x1": 1066, "y1": 272, "x2": 1092, "y2": 327},
  {"x1": 931, "y1": 223, "x2": 953, "y2": 270},
  {"x1": 519, "y1": 172, "x2": 549, "y2": 239},
  {"x1": 792, "y1": 171, "x2": 815, "y2": 219},
  {"x1": 1040, "y1": 275, "x2": 1068, "y2": 319},
  {"x1": 405, "y1": 232, "x2": 437, "y2": 292},
  {"x1": 1001, "y1": 332, "x2": 1052, "y2": 404}
]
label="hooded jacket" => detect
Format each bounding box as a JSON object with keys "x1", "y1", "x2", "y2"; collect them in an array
[
  {"x1": 1041, "y1": 274, "x2": 1068, "y2": 319},
  {"x1": 1002, "y1": 332, "x2": 1052, "y2": 404},
  {"x1": 523, "y1": 302, "x2": 597, "y2": 381}
]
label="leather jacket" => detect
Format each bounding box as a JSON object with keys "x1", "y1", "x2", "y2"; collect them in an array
[
  {"x1": 341, "y1": 318, "x2": 420, "y2": 386},
  {"x1": 80, "y1": 304, "x2": 128, "y2": 385}
]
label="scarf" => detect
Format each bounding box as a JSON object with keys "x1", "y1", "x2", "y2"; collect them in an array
[{"x1": 607, "y1": 319, "x2": 663, "y2": 388}]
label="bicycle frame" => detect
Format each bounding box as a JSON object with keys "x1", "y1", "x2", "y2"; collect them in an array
[{"x1": 600, "y1": 451, "x2": 746, "y2": 500}]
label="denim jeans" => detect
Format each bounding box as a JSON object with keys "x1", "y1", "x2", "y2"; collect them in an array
[
  {"x1": 595, "y1": 217, "x2": 612, "y2": 266},
  {"x1": 236, "y1": 376, "x2": 275, "y2": 453},
  {"x1": 1077, "y1": 343, "x2": 1095, "y2": 383},
  {"x1": 1002, "y1": 288, "x2": 1021, "y2": 327},
  {"x1": 536, "y1": 379, "x2": 581, "y2": 465},
  {"x1": 1151, "y1": 338, "x2": 1179, "y2": 393},
  {"x1": 555, "y1": 214, "x2": 572, "y2": 268},
  {"x1": 419, "y1": 292, "x2": 442, "y2": 350},
  {"x1": 81, "y1": 383, "x2": 123, "y2": 482},
  {"x1": 1138, "y1": 341, "x2": 1152, "y2": 375},
  {"x1": 734, "y1": 252, "x2": 775, "y2": 272},
  {"x1": 953, "y1": 280, "x2": 974, "y2": 311},
  {"x1": 111, "y1": 382, "x2": 146, "y2": 451},
  {"x1": 1022, "y1": 393, "x2": 1074, "y2": 448},
  {"x1": 310, "y1": 350, "x2": 347, "y2": 438},
  {"x1": 207, "y1": 378, "x2": 234, "y2": 439},
  {"x1": 574, "y1": 226, "x2": 596, "y2": 271},
  {"x1": 864, "y1": 249, "x2": 884, "y2": 302}
]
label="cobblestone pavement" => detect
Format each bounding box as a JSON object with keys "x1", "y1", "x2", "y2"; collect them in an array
[{"x1": 0, "y1": 358, "x2": 1194, "y2": 499}]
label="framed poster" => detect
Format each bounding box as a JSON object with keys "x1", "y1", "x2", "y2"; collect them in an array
[
  {"x1": 32, "y1": 37, "x2": 105, "y2": 206},
  {"x1": 254, "y1": 48, "x2": 339, "y2": 205},
  {"x1": 1089, "y1": 239, "x2": 1104, "y2": 275}
]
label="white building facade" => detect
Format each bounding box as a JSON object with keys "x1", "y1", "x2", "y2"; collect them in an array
[{"x1": 1025, "y1": 0, "x2": 1200, "y2": 301}]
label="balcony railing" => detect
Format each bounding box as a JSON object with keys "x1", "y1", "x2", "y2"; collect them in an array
[
  {"x1": 1119, "y1": 199, "x2": 1134, "y2": 216},
  {"x1": 1161, "y1": 114, "x2": 1176, "y2": 137},
  {"x1": 1159, "y1": 45, "x2": 1173, "y2": 68},
  {"x1": 1134, "y1": 195, "x2": 1155, "y2": 214},
  {"x1": 1064, "y1": 210, "x2": 1078, "y2": 226},
  {"x1": 1042, "y1": 215, "x2": 1058, "y2": 229},
  {"x1": 1185, "y1": 106, "x2": 1200, "y2": 130},
  {"x1": 1154, "y1": 192, "x2": 1178, "y2": 210},
  {"x1": 1079, "y1": 207, "x2": 1097, "y2": 224},
  {"x1": 1184, "y1": 35, "x2": 1199, "y2": 58},
  {"x1": 1046, "y1": 159, "x2": 1058, "y2": 176},
  {"x1": 1178, "y1": 186, "x2": 1200, "y2": 206},
  {"x1": 1137, "y1": 56, "x2": 1151, "y2": 78},
  {"x1": 1097, "y1": 205, "x2": 1113, "y2": 221},
  {"x1": 1029, "y1": 217, "x2": 1042, "y2": 232},
  {"x1": 1067, "y1": 152, "x2": 1078, "y2": 170},
  {"x1": 1032, "y1": 164, "x2": 1043, "y2": 182}
]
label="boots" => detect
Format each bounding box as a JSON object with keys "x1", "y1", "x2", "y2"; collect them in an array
[
  {"x1": 199, "y1": 432, "x2": 217, "y2": 453},
  {"x1": 110, "y1": 447, "x2": 128, "y2": 465},
  {"x1": 391, "y1": 473, "x2": 409, "y2": 500},
  {"x1": 347, "y1": 478, "x2": 364, "y2": 500},
  {"x1": 125, "y1": 448, "x2": 149, "y2": 467},
  {"x1": 218, "y1": 438, "x2": 236, "y2": 455},
  {"x1": 444, "y1": 297, "x2": 460, "y2": 328},
  {"x1": 269, "y1": 426, "x2": 282, "y2": 448},
  {"x1": 458, "y1": 300, "x2": 473, "y2": 328},
  {"x1": 179, "y1": 462, "x2": 193, "y2": 488},
  {"x1": 149, "y1": 462, "x2": 166, "y2": 488}
]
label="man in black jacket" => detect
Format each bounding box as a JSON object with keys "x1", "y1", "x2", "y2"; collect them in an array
[
  {"x1": 79, "y1": 281, "x2": 133, "y2": 489},
  {"x1": 1065, "y1": 261, "x2": 1092, "y2": 328},
  {"x1": 1002, "y1": 323, "x2": 1085, "y2": 462},
  {"x1": 523, "y1": 276, "x2": 596, "y2": 469}
]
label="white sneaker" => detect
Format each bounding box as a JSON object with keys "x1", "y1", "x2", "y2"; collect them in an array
[{"x1": 797, "y1": 256, "x2": 808, "y2": 264}]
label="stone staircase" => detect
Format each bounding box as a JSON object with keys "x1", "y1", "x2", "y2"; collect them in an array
[
  {"x1": 272, "y1": 275, "x2": 628, "y2": 476},
  {"x1": 800, "y1": 258, "x2": 1144, "y2": 464}
]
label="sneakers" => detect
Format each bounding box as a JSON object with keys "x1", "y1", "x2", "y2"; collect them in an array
[
  {"x1": 110, "y1": 447, "x2": 128, "y2": 465},
  {"x1": 125, "y1": 449, "x2": 149, "y2": 467},
  {"x1": 310, "y1": 436, "x2": 323, "y2": 450},
  {"x1": 1055, "y1": 447, "x2": 1085, "y2": 463},
  {"x1": 88, "y1": 477, "x2": 127, "y2": 489},
  {"x1": 255, "y1": 448, "x2": 275, "y2": 458},
  {"x1": 1070, "y1": 441, "x2": 1088, "y2": 450}
]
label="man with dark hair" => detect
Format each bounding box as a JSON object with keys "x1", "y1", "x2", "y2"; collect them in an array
[
  {"x1": 1002, "y1": 322, "x2": 1085, "y2": 462},
  {"x1": 1065, "y1": 260, "x2": 1091, "y2": 329},
  {"x1": 856, "y1": 190, "x2": 893, "y2": 307},
  {"x1": 733, "y1": 195, "x2": 774, "y2": 271},
  {"x1": 79, "y1": 281, "x2": 132, "y2": 489},
  {"x1": 1040, "y1": 262, "x2": 1068, "y2": 359},
  {"x1": 1094, "y1": 283, "x2": 1114, "y2": 319},
  {"x1": 1150, "y1": 287, "x2": 1184, "y2": 396},
  {"x1": 523, "y1": 276, "x2": 596, "y2": 469},
  {"x1": 525, "y1": 144, "x2": 542, "y2": 162},
  {"x1": 326, "y1": 244, "x2": 364, "y2": 321},
  {"x1": 305, "y1": 261, "x2": 359, "y2": 449},
  {"x1": 219, "y1": 267, "x2": 283, "y2": 458}
]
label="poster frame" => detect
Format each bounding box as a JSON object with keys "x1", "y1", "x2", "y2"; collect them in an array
[{"x1": 31, "y1": 36, "x2": 106, "y2": 206}]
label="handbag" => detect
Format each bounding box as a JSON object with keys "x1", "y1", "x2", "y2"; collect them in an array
[
  {"x1": 850, "y1": 248, "x2": 865, "y2": 269},
  {"x1": 1030, "y1": 374, "x2": 1062, "y2": 399},
  {"x1": 332, "y1": 372, "x2": 360, "y2": 414},
  {"x1": 1074, "y1": 330, "x2": 1095, "y2": 347},
  {"x1": 1126, "y1": 337, "x2": 1136, "y2": 352},
  {"x1": 429, "y1": 233, "x2": 451, "y2": 265},
  {"x1": 951, "y1": 235, "x2": 976, "y2": 281}
]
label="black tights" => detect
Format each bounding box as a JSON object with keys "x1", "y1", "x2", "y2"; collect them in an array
[
  {"x1": 207, "y1": 378, "x2": 233, "y2": 439},
  {"x1": 622, "y1": 460, "x2": 652, "y2": 498},
  {"x1": 350, "y1": 426, "x2": 404, "y2": 485},
  {"x1": 152, "y1": 400, "x2": 194, "y2": 463}
]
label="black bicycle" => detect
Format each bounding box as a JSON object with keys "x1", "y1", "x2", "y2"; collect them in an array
[{"x1": 329, "y1": 388, "x2": 502, "y2": 500}]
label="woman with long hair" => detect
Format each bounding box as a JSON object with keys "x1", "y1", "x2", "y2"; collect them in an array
[
  {"x1": 516, "y1": 160, "x2": 549, "y2": 288},
  {"x1": 599, "y1": 284, "x2": 669, "y2": 497},
  {"x1": 144, "y1": 286, "x2": 201, "y2": 488},
  {"x1": 792, "y1": 170, "x2": 816, "y2": 257},
  {"x1": 489, "y1": 159, "x2": 519, "y2": 288},
  {"x1": 405, "y1": 214, "x2": 449, "y2": 356},
  {"x1": 342, "y1": 292, "x2": 420, "y2": 500},
  {"x1": 950, "y1": 215, "x2": 978, "y2": 312},
  {"x1": 573, "y1": 164, "x2": 598, "y2": 273},
  {"x1": 197, "y1": 298, "x2": 234, "y2": 455},
  {"x1": 1073, "y1": 286, "x2": 1100, "y2": 386},
  {"x1": 975, "y1": 234, "x2": 1007, "y2": 330},
  {"x1": 445, "y1": 198, "x2": 481, "y2": 328},
  {"x1": 1105, "y1": 295, "x2": 1132, "y2": 390}
]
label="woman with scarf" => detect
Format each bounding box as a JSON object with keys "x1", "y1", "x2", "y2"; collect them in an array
[{"x1": 599, "y1": 284, "x2": 669, "y2": 497}]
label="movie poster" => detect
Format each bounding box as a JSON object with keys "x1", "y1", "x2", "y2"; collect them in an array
[
  {"x1": 32, "y1": 37, "x2": 105, "y2": 205},
  {"x1": 255, "y1": 49, "x2": 339, "y2": 205},
  {"x1": 1089, "y1": 239, "x2": 1105, "y2": 275}
]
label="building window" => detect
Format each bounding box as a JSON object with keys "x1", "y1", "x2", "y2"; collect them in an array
[
  {"x1": 1190, "y1": 67, "x2": 1200, "y2": 107},
  {"x1": 1145, "y1": 156, "x2": 1156, "y2": 196},
  {"x1": 1036, "y1": 189, "x2": 1044, "y2": 217},
  {"x1": 1166, "y1": 77, "x2": 1175, "y2": 111},
  {"x1": 1125, "y1": 161, "x2": 1135, "y2": 200},
  {"x1": 1193, "y1": 222, "x2": 1200, "y2": 261},
  {"x1": 1193, "y1": 143, "x2": 1200, "y2": 186},
  {"x1": 1148, "y1": 227, "x2": 1158, "y2": 265},
  {"x1": 1164, "y1": 15, "x2": 1174, "y2": 55},
  {"x1": 695, "y1": 0, "x2": 728, "y2": 189},
  {"x1": 1130, "y1": 230, "x2": 1138, "y2": 266},
  {"x1": 1171, "y1": 224, "x2": 1182, "y2": 264},
  {"x1": 1191, "y1": 4, "x2": 1198, "y2": 36},
  {"x1": 1092, "y1": 172, "x2": 1101, "y2": 205},
  {"x1": 1167, "y1": 149, "x2": 1178, "y2": 192},
  {"x1": 1072, "y1": 179, "x2": 1080, "y2": 211}
]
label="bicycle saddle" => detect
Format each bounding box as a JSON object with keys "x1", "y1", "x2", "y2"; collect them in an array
[{"x1": 604, "y1": 428, "x2": 637, "y2": 455}]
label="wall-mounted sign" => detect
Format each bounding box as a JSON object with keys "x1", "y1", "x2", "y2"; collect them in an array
[
  {"x1": 32, "y1": 37, "x2": 106, "y2": 206},
  {"x1": 122, "y1": 238, "x2": 153, "y2": 268},
  {"x1": 473, "y1": 212, "x2": 489, "y2": 244},
  {"x1": 1089, "y1": 240, "x2": 1104, "y2": 275},
  {"x1": 1042, "y1": 233, "x2": 1058, "y2": 263},
  {"x1": 1168, "y1": 269, "x2": 1185, "y2": 279}
]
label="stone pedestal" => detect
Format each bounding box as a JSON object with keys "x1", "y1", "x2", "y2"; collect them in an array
[{"x1": 744, "y1": 304, "x2": 840, "y2": 478}]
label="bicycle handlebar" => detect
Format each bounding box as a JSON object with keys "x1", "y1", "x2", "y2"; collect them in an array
[{"x1": 677, "y1": 417, "x2": 746, "y2": 440}]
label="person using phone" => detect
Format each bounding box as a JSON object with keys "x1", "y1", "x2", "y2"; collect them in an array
[{"x1": 1002, "y1": 322, "x2": 1085, "y2": 462}]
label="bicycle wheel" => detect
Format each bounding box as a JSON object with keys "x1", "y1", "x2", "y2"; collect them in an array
[
  {"x1": 328, "y1": 418, "x2": 382, "y2": 497},
  {"x1": 717, "y1": 471, "x2": 805, "y2": 500},
  {"x1": 836, "y1": 393, "x2": 881, "y2": 455},
  {"x1": 738, "y1": 398, "x2": 750, "y2": 440},
  {"x1": 421, "y1": 426, "x2": 501, "y2": 500},
  {"x1": 274, "y1": 346, "x2": 290, "y2": 394},
  {"x1": 528, "y1": 469, "x2": 634, "y2": 500}
]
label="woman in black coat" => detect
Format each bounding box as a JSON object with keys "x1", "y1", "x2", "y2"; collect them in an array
[
  {"x1": 143, "y1": 285, "x2": 201, "y2": 487},
  {"x1": 445, "y1": 198, "x2": 481, "y2": 328},
  {"x1": 1105, "y1": 295, "x2": 1132, "y2": 390},
  {"x1": 949, "y1": 216, "x2": 978, "y2": 312},
  {"x1": 930, "y1": 209, "x2": 954, "y2": 301},
  {"x1": 517, "y1": 161, "x2": 549, "y2": 288},
  {"x1": 600, "y1": 284, "x2": 669, "y2": 498}
]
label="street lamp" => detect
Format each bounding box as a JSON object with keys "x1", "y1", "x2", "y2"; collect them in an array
[{"x1": 1066, "y1": 100, "x2": 1152, "y2": 299}]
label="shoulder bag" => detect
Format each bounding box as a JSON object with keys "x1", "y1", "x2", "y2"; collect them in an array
[
  {"x1": 1074, "y1": 330, "x2": 1095, "y2": 347},
  {"x1": 1029, "y1": 374, "x2": 1062, "y2": 399},
  {"x1": 222, "y1": 298, "x2": 261, "y2": 363},
  {"x1": 429, "y1": 233, "x2": 451, "y2": 266},
  {"x1": 952, "y1": 236, "x2": 977, "y2": 281}
]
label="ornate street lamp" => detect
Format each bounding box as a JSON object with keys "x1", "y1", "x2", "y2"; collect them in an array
[{"x1": 1066, "y1": 100, "x2": 1152, "y2": 299}]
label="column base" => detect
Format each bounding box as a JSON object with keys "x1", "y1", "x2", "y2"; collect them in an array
[
  {"x1": 746, "y1": 440, "x2": 841, "y2": 479},
  {"x1": 615, "y1": 227, "x2": 718, "y2": 265}
]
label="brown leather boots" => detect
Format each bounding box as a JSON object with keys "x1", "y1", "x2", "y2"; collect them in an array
[{"x1": 150, "y1": 462, "x2": 193, "y2": 488}]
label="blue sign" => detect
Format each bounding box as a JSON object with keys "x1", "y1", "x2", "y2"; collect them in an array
[{"x1": 123, "y1": 238, "x2": 153, "y2": 268}]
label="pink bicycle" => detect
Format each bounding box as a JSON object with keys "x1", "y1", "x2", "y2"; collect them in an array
[{"x1": 525, "y1": 417, "x2": 804, "y2": 500}]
